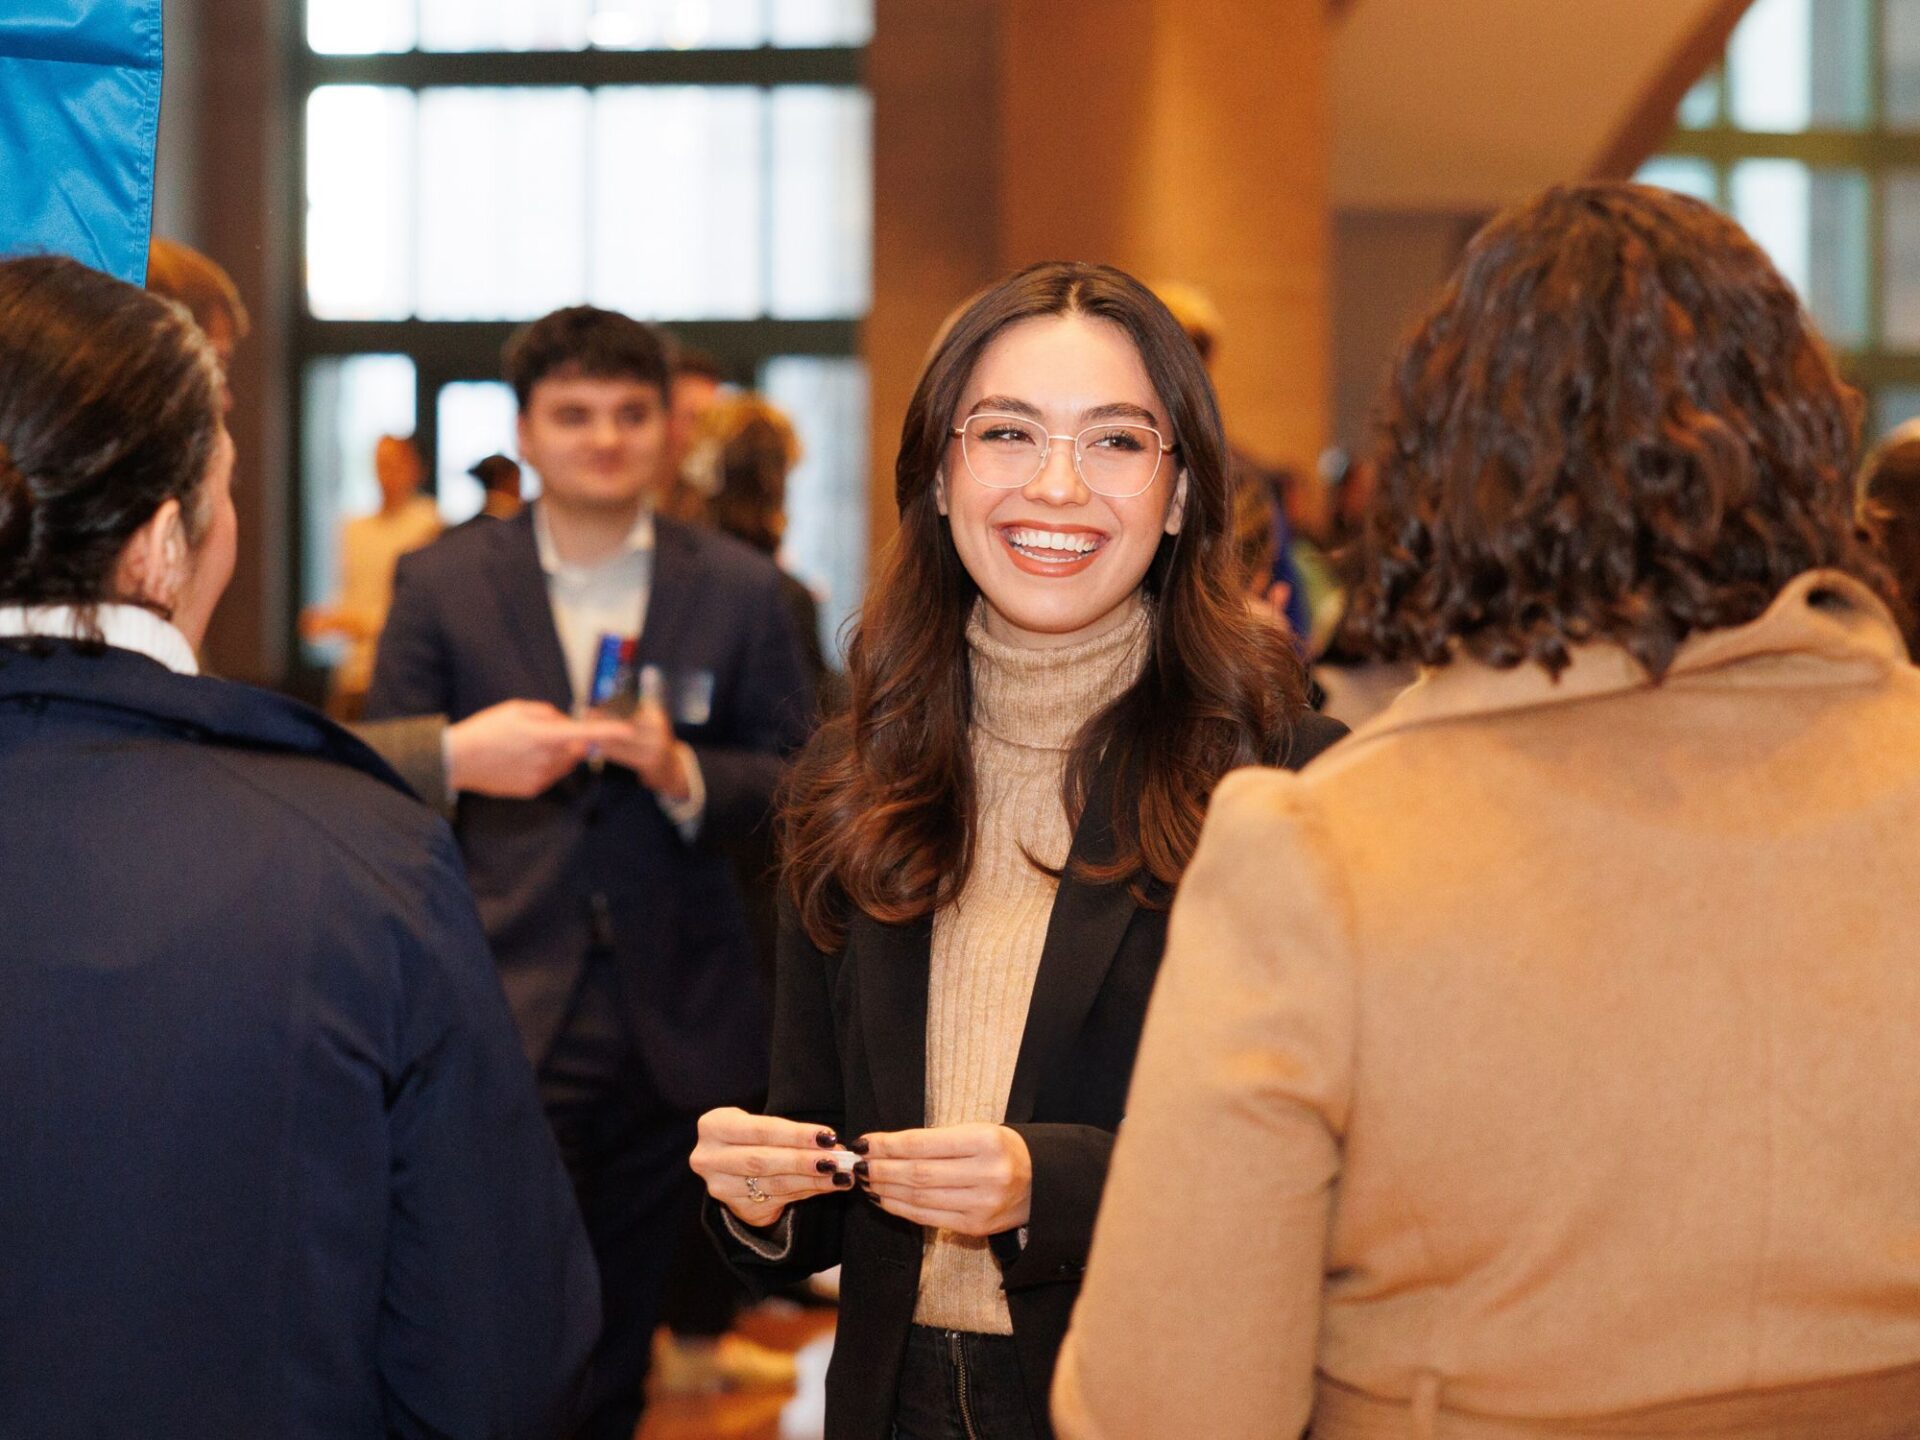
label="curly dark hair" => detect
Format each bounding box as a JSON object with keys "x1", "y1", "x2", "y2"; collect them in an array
[
  {"x1": 1860, "y1": 423, "x2": 1920, "y2": 653},
  {"x1": 1342, "y1": 181, "x2": 1890, "y2": 680}
]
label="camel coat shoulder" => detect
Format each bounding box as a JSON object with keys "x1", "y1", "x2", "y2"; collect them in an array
[{"x1": 1058, "y1": 571, "x2": 1920, "y2": 1440}]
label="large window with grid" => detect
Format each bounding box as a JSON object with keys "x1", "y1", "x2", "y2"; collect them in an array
[
  {"x1": 294, "y1": 0, "x2": 872, "y2": 674},
  {"x1": 1639, "y1": 0, "x2": 1920, "y2": 436}
]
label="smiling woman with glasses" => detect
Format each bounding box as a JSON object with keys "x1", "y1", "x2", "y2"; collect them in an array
[{"x1": 691, "y1": 259, "x2": 1346, "y2": 1440}]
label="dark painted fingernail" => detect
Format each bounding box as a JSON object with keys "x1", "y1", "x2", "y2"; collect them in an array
[
  {"x1": 831, "y1": 1172, "x2": 854, "y2": 1189},
  {"x1": 815, "y1": 1158, "x2": 838, "y2": 1174},
  {"x1": 847, "y1": 1136, "x2": 870, "y2": 1155},
  {"x1": 852, "y1": 1159, "x2": 870, "y2": 1182},
  {"x1": 815, "y1": 1129, "x2": 838, "y2": 1149}
]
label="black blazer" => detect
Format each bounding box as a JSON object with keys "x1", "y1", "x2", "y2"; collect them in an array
[
  {"x1": 366, "y1": 509, "x2": 814, "y2": 1107},
  {"x1": 0, "y1": 641, "x2": 598, "y2": 1439},
  {"x1": 709, "y1": 710, "x2": 1347, "y2": 1439}
]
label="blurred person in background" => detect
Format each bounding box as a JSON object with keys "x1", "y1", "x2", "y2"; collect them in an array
[
  {"x1": 657, "y1": 345, "x2": 727, "y2": 523},
  {"x1": 467, "y1": 452, "x2": 526, "y2": 524},
  {"x1": 1058, "y1": 182, "x2": 1920, "y2": 1440},
  {"x1": 145, "y1": 235, "x2": 246, "y2": 410},
  {"x1": 685, "y1": 391, "x2": 835, "y2": 701},
  {"x1": 368, "y1": 304, "x2": 814, "y2": 1440},
  {"x1": 1860, "y1": 419, "x2": 1920, "y2": 654},
  {"x1": 144, "y1": 237, "x2": 618, "y2": 814},
  {"x1": 654, "y1": 392, "x2": 834, "y2": 1398},
  {"x1": 693, "y1": 261, "x2": 1343, "y2": 1440},
  {"x1": 301, "y1": 433, "x2": 442, "y2": 719},
  {"x1": 1153, "y1": 279, "x2": 1317, "y2": 641},
  {"x1": 0, "y1": 253, "x2": 597, "y2": 1439}
]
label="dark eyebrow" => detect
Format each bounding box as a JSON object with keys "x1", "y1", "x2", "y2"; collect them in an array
[
  {"x1": 1080, "y1": 401, "x2": 1161, "y2": 427},
  {"x1": 965, "y1": 396, "x2": 1164, "y2": 428},
  {"x1": 966, "y1": 395, "x2": 1044, "y2": 421}
]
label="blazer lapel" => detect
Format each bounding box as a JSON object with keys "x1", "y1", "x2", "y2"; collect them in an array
[
  {"x1": 855, "y1": 913, "x2": 934, "y2": 1133},
  {"x1": 637, "y1": 516, "x2": 702, "y2": 669},
  {"x1": 1002, "y1": 770, "x2": 1138, "y2": 1127},
  {"x1": 494, "y1": 510, "x2": 572, "y2": 709}
]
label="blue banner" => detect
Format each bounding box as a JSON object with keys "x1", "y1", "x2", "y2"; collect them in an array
[{"x1": 0, "y1": 0, "x2": 164, "y2": 284}]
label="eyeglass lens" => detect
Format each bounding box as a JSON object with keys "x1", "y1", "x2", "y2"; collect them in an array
[{"x1": 959, "y1": 415, "x2": 1163, "y2": 497}]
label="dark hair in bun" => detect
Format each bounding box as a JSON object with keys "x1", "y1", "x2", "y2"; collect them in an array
[{"x1": 0, "y1": 255, "x2": 221, "y2": 630}]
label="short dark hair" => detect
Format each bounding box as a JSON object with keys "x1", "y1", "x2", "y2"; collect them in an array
[
  {"x1": 0, "y1": 255, "x2": 222, "y2": 626},
  {"x1": 671, "y1": 346, "x2": 725, "y2": 384},
  {"x1": 502, "y1": 305, "x2": 671, "y2": 410},
  {"x1": 1343, "y1": 182, "x2": 1888, "y2": 681}
]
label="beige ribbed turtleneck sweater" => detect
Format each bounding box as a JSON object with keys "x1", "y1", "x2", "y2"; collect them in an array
[{"x1": 914, "y1": 599, "x2": 1151, "y2": 1334}]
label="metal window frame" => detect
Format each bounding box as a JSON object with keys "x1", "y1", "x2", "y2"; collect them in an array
[
  {"x1": 285, "y1": 31, "x2": 869, "y2": 675},
  {"x1": 1649, "y1": 1, "x2": 1920, "y2": 424}
]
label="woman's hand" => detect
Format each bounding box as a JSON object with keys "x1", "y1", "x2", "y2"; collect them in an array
[
  {"x1": 692, "y1": 1107, "x2": 855, "y2": 1229},
  {"x1": 856, "y1": 1124, "x2": 1033, "y2": 1237}
]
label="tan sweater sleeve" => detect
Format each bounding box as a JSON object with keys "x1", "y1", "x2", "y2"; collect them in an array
[{"x1": 1053, "y1": 767, "x2": 1357, "y2": 1440}]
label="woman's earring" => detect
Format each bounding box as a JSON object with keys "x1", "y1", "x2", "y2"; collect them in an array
[{"x1": 1164, "y1": 469, "x2": 1190, "y2": 535}]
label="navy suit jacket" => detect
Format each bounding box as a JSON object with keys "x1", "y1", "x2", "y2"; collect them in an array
[
  {"x1": 365, "y1": 508, "x2": 814, "y2": 1109},
  {"x1": 0, "y1": 640, "x2": 598, "y2": 1440}
]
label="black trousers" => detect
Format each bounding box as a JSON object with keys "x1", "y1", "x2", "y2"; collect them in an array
[
  {"x1": 893, "y1": 1325, "x2": 1040, "y2": 1440},
  {"x1": 538, "y1": 952, "x2": 702, "y2": 1440}
]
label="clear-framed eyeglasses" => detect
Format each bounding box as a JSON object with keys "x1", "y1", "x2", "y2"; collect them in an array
[{"x1": 949, "y1": 412, "x2": 1175, "y2": 500}]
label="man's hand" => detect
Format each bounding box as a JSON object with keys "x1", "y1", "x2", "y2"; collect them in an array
[
  {"x1": 856, "y1": 1124, "x2": 1033, "y2": 1238},
  {"x1": 588, "y1": 699, "x2": 692, "y2": 801},
  {"x1": 445, "y1": 700, "x2": 628, "y2": 798}
]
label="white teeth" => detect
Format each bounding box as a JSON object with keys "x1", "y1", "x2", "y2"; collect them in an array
[{"x1": 1006, "y1": 527, "x2": 1100, "y2": 556}]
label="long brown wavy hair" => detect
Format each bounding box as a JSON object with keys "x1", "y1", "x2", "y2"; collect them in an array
[
  {"x1": 1342, "y1": 182, "x2": 1890, "y2": 680},
  {"x1": 783, "y1": 261, "x2": 1306, "y2": 949}
]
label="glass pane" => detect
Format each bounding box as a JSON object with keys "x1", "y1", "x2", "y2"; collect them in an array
[
  {"x1": 1884, "y1": 172, "x2": 1920, "y2": 345},
  {"x1": 307, "y1": 0, "x2": 416, "y2": 54},
  {"x1": 1727, "y1": 0, "x2": 1870, "y2": 131},
  {"x1": 436, "y1": 382, "x2": 525, "y2": 524},
  {"x1": 771, "y1": 0, "x2": 875, "y2": 47},
  {"x1": 1635, "y1": 156, "x2": 1718, "y2": 203},
  {"x1": 1677, "y1": 69, "x2": 1722, "y2": 129},
  {"x1": 592, "y1": 87, "x2": 764, "y2": 319},
  {"x1": 1730, "y1": 160, "x2": 1869, "y2": 347},
  {"x1": 770, "y1": 87, "x2": 873, "y2": 319},
  {"x1": 590, "y1": 0, "x2": 764, "y2": 49},
  {"x1": 418, "y1": 88, "x2": 591, "y2": 320},
  {"x1": 1888, "y1": 0, "x2": 1920, "y2": 127},
  {"x1": 761, "y1": 355, "x2": 867, "y2": 661},
  {"x1": 307, "y1": 87, "x2": 416, "y2": 320},
  {"x1": 1877, "y1": 386, "x2": 1920, "y2": 437},
  {"x1": 301, "y1": 356, "x2": 418, "y2": 653},
  {"x1": 419, "y1": 0, "x2": 591, "y2": 51}
]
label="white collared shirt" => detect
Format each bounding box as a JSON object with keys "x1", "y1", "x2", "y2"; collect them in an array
[
  {"x1": 531, "y1": 501, "x2": 703, "y2": 832},
  {"x1": 0, "y1": 603, "x2": 199, "y2": 674},
  {"x1": 533, "y1": 501, "x2": 656, "y2": 709}
]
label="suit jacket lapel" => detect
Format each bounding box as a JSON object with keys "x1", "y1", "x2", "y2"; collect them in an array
[
  {"x1": 1003, "y1": 768, "x2": 1138, "y2": 1127},
  {"x1": 855, "y1": 913, "x2": 933, "y2": 1133},
  {"x1": 495, "y1": 510, "x2": 572, "y2": 709},
  {"x1": 637, "y1": 516, "x2": 702, "y2": 669}
]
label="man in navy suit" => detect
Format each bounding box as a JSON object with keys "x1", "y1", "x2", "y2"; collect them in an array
[{"x1": 367, "y1": 306, "x2": 813, "y2": 1440}]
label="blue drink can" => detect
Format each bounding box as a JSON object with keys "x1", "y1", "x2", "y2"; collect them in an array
[{"x1": 588, "y1": 632, "x2": 639, "y2": 710}]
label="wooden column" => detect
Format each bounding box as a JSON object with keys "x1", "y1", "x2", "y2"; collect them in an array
[
  {"x1": 180, "y1": 0, "x2": 295, "y2": 683},
  {"x1": 869, "y1": 0, "x2": 1331, "y2": 561}
]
